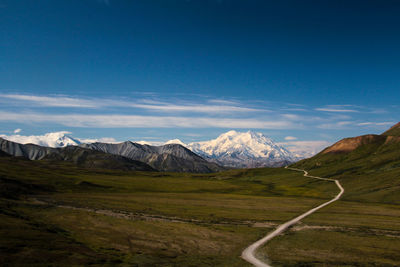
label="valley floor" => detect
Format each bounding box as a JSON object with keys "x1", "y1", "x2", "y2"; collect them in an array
[
  {"x1": 262, "y1": 199, "x2": 400, "y2": 266},
  {"x1": 1, "y1": 157, "x2": 400, "y2": 266}
]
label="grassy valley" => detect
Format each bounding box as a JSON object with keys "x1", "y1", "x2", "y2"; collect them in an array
[{"x1": 0, "y1": 156, "x2": 338, "y2": 266}]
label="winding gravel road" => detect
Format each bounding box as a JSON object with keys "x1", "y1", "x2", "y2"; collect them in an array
[{"x1": 241, "y1": 167, "x2": 344, "y2": 267}]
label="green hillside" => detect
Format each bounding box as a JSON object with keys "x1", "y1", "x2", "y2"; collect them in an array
[{"x1": 292, "y1": 127, "x2": 400, "y2": 204}]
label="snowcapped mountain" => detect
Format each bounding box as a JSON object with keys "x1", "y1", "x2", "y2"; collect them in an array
[
  {"x1": 166, "y1": 130, "x2": 295, "y2": 168},
  {"x1": 0, "y1": 132, "x2": 119, "y2": 148},
  {"x1": 164, "y1": 139, "x2": 186, "y2": 146},
  {"x1": 0, "y1": 131, "x2": 81, "y2": 148}
]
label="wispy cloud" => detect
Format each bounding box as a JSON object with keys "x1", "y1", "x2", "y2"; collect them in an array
[
  {"x1": 207, "y1": 99, "x2": 240, "y2": 105},
  {"x1": 129, "y1": 103, "x2": 265, "y2": 113},
  {"x1": 367, "y1": 108, "x2": 388, "y2": 114},
  {"x1": 282, "y1": 114, "x2": 301, "y2": 120},
  {"x1": 357, "y1": 121, "x2": 395, "y2": 126},
  {"x1": 317, "y1": 121, "x2": 354, "y2": 129},
  {"x1": 317, "y1": 120, "x2": 397, "y2": 130},
  {"x1": 282, "y1": 108, "x2": 308, "y2": 112},
  {"x1": 0, "y1": 111, "x2": 297, "y2": 129},
  {"x1": 0, "y1": 94, "x2": 98, "y2": 108},
  {"x1": 0, "y1": 94, "x2": 266, "y2": 114},
  {"x1": 315, "y1": 108, "x2": 359, "y2": 113},
  {"x1": 1, "y1": 93, "x2": 396, "y2": 140}
]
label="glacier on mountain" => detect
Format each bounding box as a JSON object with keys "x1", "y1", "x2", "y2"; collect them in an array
[{"x1": 166, "y1": 130, "x2": 296, "y2": 168}]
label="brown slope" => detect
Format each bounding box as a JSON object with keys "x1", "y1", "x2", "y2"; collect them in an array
[
  {"x1": 320, "y1": 122, "x2": 400, "y2": 155},
  {"x1": 382, "y1": 122, "x2": 400, "y2": 136},
  {"x1": 320, "y1": 134, "x2": 386, "y2": 154}
]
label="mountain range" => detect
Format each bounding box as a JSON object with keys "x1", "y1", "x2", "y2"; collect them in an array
[
  {"x1": 80, "y1": 141, "x2": 223, "y2": 173},
  {"x1": 0, "y1": 137, "x2": 154, "y2": 171},
  {"x1": 0, "y1": 137, "x2": 223, "y2": 173},
  {"x1": 0, "y1": 130, "x2": 298, "y2": 168},
  {"x1": 6, "y1": 122, "x2": 399, "y2": 172}
]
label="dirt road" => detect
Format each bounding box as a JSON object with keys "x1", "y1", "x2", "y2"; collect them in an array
[{"x1": 241, "y1": 167, "x2": 344, "y2": 267}]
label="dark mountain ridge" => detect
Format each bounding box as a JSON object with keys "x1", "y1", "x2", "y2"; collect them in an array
[
  {"x1": 80, "y1": 141, "x2": 224, "y2": 173},
  {"x1": 0, "y1": 137, "x2": 224, "y2": 173},
  {"x1": 0, "y1": 137, "x2": 154, "y2": 171}
]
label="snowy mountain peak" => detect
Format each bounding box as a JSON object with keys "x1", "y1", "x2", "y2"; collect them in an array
[
  {"x1": 165, "y1": 139, "x2": 186, "y2": 146},
  {"x1": 222, "y1": 130, "x2": 239, "y2": 137},
  {"x1": 186, "y1": 130, "x2": 294, "y2": 168},
  {"x1": 44, "y1": 132, "x2": 81, "y2": 147},
  {"x1": 199, "y1": 130, "x2": 277, "y2": 156},
  {"x1": 215, "y1": 130, "x2": 271, "y2": 143},
  {"x1": 0, "y1": 131, "x2": 81, "y2": 148},
  {"x1": 136, "y1": 140, "x2": 153, "y2": 145}
]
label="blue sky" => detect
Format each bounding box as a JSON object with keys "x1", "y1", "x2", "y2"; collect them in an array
[{"x1": 0, "y1": 0, "x2": 399, "y2": 152}]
